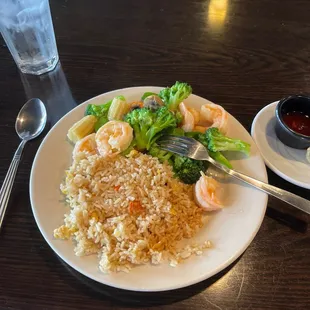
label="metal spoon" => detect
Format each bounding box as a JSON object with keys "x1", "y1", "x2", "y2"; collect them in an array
[{"x1": 0, "y1": 98, "x2": 47, "y2": 229}]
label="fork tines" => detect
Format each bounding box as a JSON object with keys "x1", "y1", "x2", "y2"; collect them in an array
[
  {"x1": 157, "y1": 135, "x2": 197, "y2": 145},
  {"x1": 157, "y1": 135, "x2": 197, "y2": 156}
]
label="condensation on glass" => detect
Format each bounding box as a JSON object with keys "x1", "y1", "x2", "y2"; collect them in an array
[{"x1": 0, "y1": 0, "x2": 59, "y2": 75}]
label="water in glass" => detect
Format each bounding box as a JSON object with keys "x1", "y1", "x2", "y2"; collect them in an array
[{"x1": 0, "y1": 0, "x2": 59, "y2": 75}]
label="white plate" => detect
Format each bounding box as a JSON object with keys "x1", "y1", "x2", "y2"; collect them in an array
[
  {"x1": 30, "y1": 87, "x2": 268, "y2": 292},
  {"x1": 251, "y1": 102, "x2": 310, "y2": 189}
]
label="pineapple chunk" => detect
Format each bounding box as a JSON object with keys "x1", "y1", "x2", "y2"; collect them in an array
[
  {"x1": 67, "y1": 115, "x2": 97, "y2": 143},
  {"x1": 108, "y1": 97, "x2": 130, "y2": 121}
]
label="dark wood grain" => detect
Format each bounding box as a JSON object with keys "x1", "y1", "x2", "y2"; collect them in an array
[{"x1": 1, "y1": 0, "x2": 310, "y2": 309}]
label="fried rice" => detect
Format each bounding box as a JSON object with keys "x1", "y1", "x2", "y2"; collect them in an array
[{"x1": 54, "y1": 151, "x2": 211, "y2": 273}]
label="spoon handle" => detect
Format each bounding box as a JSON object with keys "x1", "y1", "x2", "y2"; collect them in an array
[{"x1": 0, "y1": 140, "x2": 26, "y2": 230}]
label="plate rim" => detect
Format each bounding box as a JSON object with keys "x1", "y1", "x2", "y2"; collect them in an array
[
  {"x1": 30, "y1": 86, "x2": 268, "y2": 292},
  {"x1": 251, "y1": 101, "x2": 310, "y2": 190}
]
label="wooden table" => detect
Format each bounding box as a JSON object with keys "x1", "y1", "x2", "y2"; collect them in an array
[{"x1": 0, "y1": 0, "x2": 310, "y2": 309}]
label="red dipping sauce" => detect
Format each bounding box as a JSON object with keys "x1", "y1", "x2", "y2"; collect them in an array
[{"x1": 282, "y1": 111, "x2": 310, "y2": 136}]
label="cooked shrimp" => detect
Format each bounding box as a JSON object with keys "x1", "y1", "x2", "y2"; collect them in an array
[
  {"x1": 73, "y1": 133, "x2": 97, "y2": 157},
  {"x1": 179, "y1": 102, "x2": 196, "y2": 132},
  {"x1": 188, "y1": 107, "x2": 200, "y2": 124},
  {"x1": 95, "y1": 120, "x2": 133, "y2": 157},
  {"x1": 194, "y1": 125, "x2": 208, "y2": 133},
  {"x1": 200, "y1": 103, "x2": 228, "y2": 134},
  {"x1": 194, "y1": 173, "x2": 223, "y2": 211}
]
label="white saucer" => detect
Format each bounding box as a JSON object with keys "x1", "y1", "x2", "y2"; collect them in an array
[{"x1": 251, "y1": 101, "x2": 310, "y2": 189}]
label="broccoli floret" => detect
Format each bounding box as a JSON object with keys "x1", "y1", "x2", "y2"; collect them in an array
[
  {"x1": 148, "y1": 106, "x2": 177, "y2": 142},
  {"x1": 148, "y1": 127, "x2": 183, "y2": 164},
  {"x1": 173, "y1": 155, "x2": 206, "y2": 184},
  {"x1": 148, "y1": 144, "x2": 174, "y2": 163},
  {"x1": 94, "y1": 115, "x2": 109, "y2": 131},
  {"x1": 173, "y1": 155, "x2": 187, "y2": 171},
  {"x1": 175, "y1": 111, "x2": 183, "y2": 125},
  {"x1": 148, "y1": 127, "x2": 208, "y2": 183},
  {"x1": 85, "y1": 99, "x2": 113, "y2": 131},
  {"x1": 125, "y1": 106, "x2": 177, "y2": 151},
  {"x1": 85, "y1": 100, "x2": 112, "y2": 117},
  {"x1": 124, "y1": 108, "x2": 154, "y2": 150},
  {"x1": 165, "y1": 127, "x2": 185, "y2": 136},
  {"x1": 206, "y1": 128, "x2": 251, "y2": 156},
  {"x1": 208, "y1": 150, "x2": 232, "y2": 169},
  {"x1": 192, "y1": 132, "x2": 232, "y2": 169},
  {"x1": 149, "y1": 145, "x2": 206, "y2": 184},
  {"x1": 159, "y1": 81, "x2": 192, "y2": 112},
  {"x1": 185, "y1": 131, "x2": 201, "y2": 139}
]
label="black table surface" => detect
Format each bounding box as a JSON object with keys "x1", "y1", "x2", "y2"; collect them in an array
[{"x1": 0, "y1": 0, "x2": 310, "y2": 309}]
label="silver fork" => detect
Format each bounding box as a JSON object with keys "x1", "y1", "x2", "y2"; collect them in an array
[{"x1": 157, "y1": 135, "x2": 310, "y2": 215}]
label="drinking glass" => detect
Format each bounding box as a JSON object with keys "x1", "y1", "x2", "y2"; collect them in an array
[{"x1": 0, "y1": 0, "x2": 59, "y2": 75}]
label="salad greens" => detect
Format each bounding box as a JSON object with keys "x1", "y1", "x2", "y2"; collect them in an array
[{"x1": 83, "y1": 81, "x2": 250, "y2": 184}]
